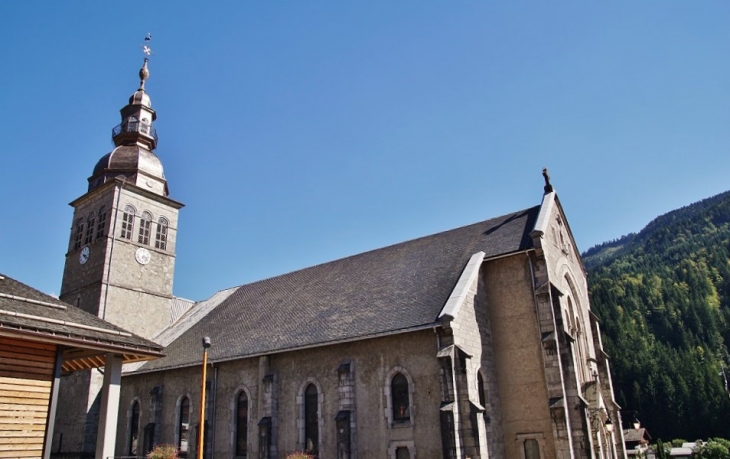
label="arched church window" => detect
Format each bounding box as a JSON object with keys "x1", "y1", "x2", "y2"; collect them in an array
[
  {"x1": 178, "y1": 396, "x2": 190, "y2": 458},
  {"x1": 138, "y1": 211, "x2": 152, "y2": 245},
  {"x1": 73, "y1": 218, "x2": 84, "y2": 250},
  {"x1": 391, "y1": 373, "x2": 410, "y2": 422},
  {"x1": 96, "y1": 205, "x2": 107, "y2": 240},
  {"x1": 84, "y1": 212, "x2": 95, "y2": 245},
  {"x1": 129, "y1": 400, "x2": 140, "y2": 456},
  {"x1": 121, "y1": 206, "x2": 136, "y2": 240},
  {"x1": 235, "y1": 391, "x2": 248, "y2": 458},
  {"x1": 304, "y1": 384, "x2": 319, "y2": 455},
  {"x1": 155, "y1": 217, "x2": 169, "y2": 251}
]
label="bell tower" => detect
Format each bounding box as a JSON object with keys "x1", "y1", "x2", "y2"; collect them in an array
[
  {"x1": 60, "y1": 50, "x2": 183, "y2": 340},
  {"x1": 56, "y1": 42, "x2": 183, "y2": 454}
]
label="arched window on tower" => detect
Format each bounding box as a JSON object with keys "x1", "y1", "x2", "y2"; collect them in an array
[
  {"x1": 304, "y1": 384, "x2": 319, "y2": 455},
  {"x1": 178, "y1": 396, "x2": 191, "y2": 458},
  {"x1": 391, "y1": 373, "x2": 410, "y2": 422},
  {"x1": 129, "y1": 400, "x2": 141, "y2": 456},
  {"x1": 73, "y1": 218, "x2": 84, "y2": 250},
  {"x1": 138, "y1": 211, "x2": 152, "y2": 245},
  {"x1": 84, "y1": 212, "x2": 95, "y2": 245},
  {"x1": 96, "y1": 205, "x2": 107, "y2": 240},
  {"x1": 155, "y1": 217, "x2": 169, "y2": 250},
  {"x1": 121, "y1": 205, "x2": 135, "y2": 240},
  {"x1": 235, "y1": 391, "x2": 248, "y2": 458}
]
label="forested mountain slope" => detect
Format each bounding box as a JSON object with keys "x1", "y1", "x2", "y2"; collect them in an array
[{"x1": 584, "y1": 191, "x2": 730, "y2": 441}]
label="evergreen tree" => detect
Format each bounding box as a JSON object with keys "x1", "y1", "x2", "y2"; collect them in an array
[{"x1": 584, "y1": 191, "x2": 730, "y2": 440}]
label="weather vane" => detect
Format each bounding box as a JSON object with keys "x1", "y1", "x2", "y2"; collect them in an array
[{"x1": 141, "y1": 33, "x2": 153, "y2": 57}]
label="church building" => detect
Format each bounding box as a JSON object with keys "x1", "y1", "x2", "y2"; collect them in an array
[{"x1": 53, "y1": 53, "x2": 627, "y2": 459}]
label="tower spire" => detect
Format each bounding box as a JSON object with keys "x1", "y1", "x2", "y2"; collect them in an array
[
  {"x1": 139, "y1": 33, "x2": 152, "y2": 90},
  {"x1": 87, "y1": 34, "x2": 169, "y2": 196}
]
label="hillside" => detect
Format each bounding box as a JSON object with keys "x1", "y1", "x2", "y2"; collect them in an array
[{"x1": 584, "y1": 191, "x2": 730, "y2": 441}]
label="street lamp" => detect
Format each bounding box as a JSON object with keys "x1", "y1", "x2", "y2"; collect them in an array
[{"x1": 198, "y1": 336, "x2": 211, "y2": 459}]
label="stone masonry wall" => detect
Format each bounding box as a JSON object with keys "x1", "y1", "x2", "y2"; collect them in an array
[
  {"x1": 118, "y1": 330, "x2": 444, "y2": 459},
  {"x1": 483, "y1": 254, "x2": 557, "y2": 459}
]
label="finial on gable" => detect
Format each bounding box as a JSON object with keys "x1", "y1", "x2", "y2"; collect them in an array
[{"x1": 542, "y1": 167, "x2": 554, "y2": 194}]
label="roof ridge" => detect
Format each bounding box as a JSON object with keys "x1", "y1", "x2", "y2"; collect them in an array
[{"x1": 221, "y1": 206, "x2": 539, "y2": 293}]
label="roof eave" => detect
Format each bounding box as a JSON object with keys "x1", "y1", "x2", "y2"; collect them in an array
[{"x1": 127, "y1": 323, "x2": 441, "y2": 376}]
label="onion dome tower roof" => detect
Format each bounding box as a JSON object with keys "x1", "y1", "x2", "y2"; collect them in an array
[{"x1": 87, "y1": 55, "x2": 169, "y2": 197}]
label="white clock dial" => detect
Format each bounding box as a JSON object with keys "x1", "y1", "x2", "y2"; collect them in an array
[
  {"x1": 79, "y1": 246, "x2": 90, "y2": 265},
  {"x1": 135, "y1": 247, "x2": 151, "y2": 265}
]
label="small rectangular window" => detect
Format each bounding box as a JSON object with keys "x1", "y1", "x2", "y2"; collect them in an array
[{"x1": 524, "y1": 439, "x2": 540, "y2": 459}]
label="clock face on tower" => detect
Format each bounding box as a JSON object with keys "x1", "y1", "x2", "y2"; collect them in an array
[
  {"x1": 135, "y1": 247, "x2": 151, "y2": 265},
  {"x1": 79, "y1": 246, "x2": 90, "y2": 265}
]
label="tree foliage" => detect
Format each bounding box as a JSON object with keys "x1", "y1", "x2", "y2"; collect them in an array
[{"x1": 584, "y1": 191, "x2": 730, "y2": 440}]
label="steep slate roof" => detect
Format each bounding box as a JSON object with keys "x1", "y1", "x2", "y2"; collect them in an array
[
  {"x1": 138, "y1": 205, "x2": 540, "y2": 373},
  {"x1": 0, "y1": 273, "x2": 163, "y2": 371}
]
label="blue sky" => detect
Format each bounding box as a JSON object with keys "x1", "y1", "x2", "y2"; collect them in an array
[{"x1": 1, "y1": 2, "x2": 728, "y2": 301}]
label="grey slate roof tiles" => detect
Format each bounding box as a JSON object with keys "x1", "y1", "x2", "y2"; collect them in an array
[
  {"x1": 137, "y1": 206, "x2": 540, "y2": 373},
  {"x1": 0, "y1": 272, "x2": 162, "y2": 353}
]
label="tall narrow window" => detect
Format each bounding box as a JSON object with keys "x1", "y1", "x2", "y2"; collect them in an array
[
  {"x1": 96, "y1": 205, "x2": 107, "y2": 240},
  {"x1": 121, "y1": 205, "x2": 135, "y2": 240},
  {"x1": 155, "y1": 217, "x2": 169, "y2": 250},
  {"x1": 84, "y1": 212, "x2": 95, "y2": 244},
  {"x1": 391, "y1": 373, "x2": 410, "y2": 422},
  {"x1": 138, "y1": 211, "x2": 152, "y2": 245},
  {"x1": 73, "y1": 218, "x2": 84, "y2": 250},
  {"x1": 236, "y1": 391, "x2": 248, "y2": 458},
  {"x1": 129, "y1": 400, "x2": 140, "y2": 456},
  {"x1": 477, "y1": 372, "x2": 486, "y2": 408},
  {"x1": 396, "y1": 447, "x2": 411, "y2": 459},
  {"x1": 178, "y1": 396, "x2": 190, "y2": 458},
  {"x1": 304, "y1": 384, "x2": 319, "y2": 455}
]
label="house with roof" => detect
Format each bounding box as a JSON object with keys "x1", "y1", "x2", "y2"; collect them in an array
[
  {"x1": 0, "y1": 273, "x2": 162, "y2": 459},
  {"x1": 623, "y1": 427, "x2": 651, "y2": 458},
  {"x1": 50, "y1": 52, "x2": 627, "y2": 459}
]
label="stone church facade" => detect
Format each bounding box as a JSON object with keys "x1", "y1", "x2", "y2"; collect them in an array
[{"x1": 53, "y1": 56, "x2": 627, "y2": 459}]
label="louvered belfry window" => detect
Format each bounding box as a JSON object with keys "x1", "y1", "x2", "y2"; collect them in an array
[
  {"x1": 138, "y1": 211, "x2": 152, "y2": 245},
  {"x1": 121, "y1": 206, "x2": 135, "y2": 240},
  {"x1": 96, "y1": 205, "x2": 107, "y2": 240},
  {"x1": 73, "y1": 218, "x2": 84, "y2": 250},
  {"x1": 155, "y1": 217, "x2": 169, "y2": 250},
  {"x1": 84, "y1": 212, "x2": 95, "y2": 244}
]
